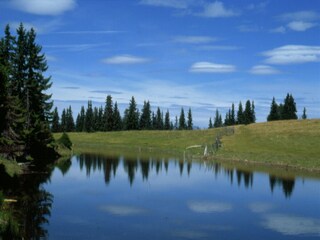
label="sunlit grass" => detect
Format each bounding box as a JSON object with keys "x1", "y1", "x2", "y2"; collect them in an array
[{"x1": 54, "y1": 119, "x2": 320, "y2": 170}]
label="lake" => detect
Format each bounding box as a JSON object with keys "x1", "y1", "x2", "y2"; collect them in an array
[{"x1": 1, "y1": 151, "x2": 320, "y2": 239}]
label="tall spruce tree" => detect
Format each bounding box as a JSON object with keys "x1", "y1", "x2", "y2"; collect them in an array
[
  {"x1": 208, "y1": 117, "x2": 213, "y2": 129},
  {"x1": 187, "y1": 108, "x2": 193, "y2": 130},
  {"x1": 113, "y1": 102, "x2": 122, "y2": 131},
  {"x1": 104, "y1": 95, "x2": 113, "y2": 131},
  {"x1": 125, "y1": 97, "x2": 139, "y2": 130},
  {"x1": 66, "y1": 106, "x2": 75, "y2": 132},
  {"x1": 164, "y1": 110, "x2": 170, "y2": 130},
  {"x1": 267, "y1": 97, "x2": 279, "y2": 121},
  {"x1": 51, "y1": 107, "x2": 60, "y2": 133},
  {"x1": 243, "y1": 100, "x2": 252, "y2": 125},
  {"x1": 179, "y1": 108, "x2": 186, "y2": 130},
  {"x1": 85, "y1": 101, "x2": 94, "y2": 132},
  {"x1": 230, "y1": 103, "x2": 236, "y2": 125},
  {"x1": 140, "y1": 101, "x2": 151, "y2": 130},
  {"x1": 214, "y1": 109, "x2": 222, "y2": 128},
  {"x1": 282, "y1": 93, "x2": 297, "y2": 120},
  {"x1": 60, "y1": 109, "x2": 67, "y2": 132},
  {"x1": 155, "y1": 107, "x2": 163, "y2": 130},
  {"x1": 237, "y1": 101, "x2": 244, "y2": 124},
  {"x1": 76, "y1": 106, "x2": 85, "y2": 132},
  {"x1": 302, "y1": 107, "x2": 307, "y2": 120}
]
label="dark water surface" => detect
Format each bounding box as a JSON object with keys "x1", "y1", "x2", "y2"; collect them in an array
[{"x1": 2, "y1": 152, "x2": 320, "y2": 239}]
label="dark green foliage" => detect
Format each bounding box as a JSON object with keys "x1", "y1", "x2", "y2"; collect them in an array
[
  {"x1": 208, "y1": 117, "x2": 213, "y2": 129},
  {"x1": 230, "y1": 103, "x2": 236, "y2": 125},
  {"x1": 76, "y1": 106, "x2": 85, "y2": 132},
  {"x1": 66, "y1": 106, "x2": 75, "y2": 132},
  {"x1": 187, "y1": 108, "x2": 193, "y2": 130},
  {"x1": 113, "y1": 102, "x2": 122, "y2": 131},
  {"x1": 237, "y1": 101, "x2": 244, "y2": 124},
  {"x1": 179, "y1": 108, "x2": 186, "y2": 130},
  {"x1": 140, "y1": 101, "x2": 152, "y2": 130},
  {"x1": 0, "y1": 23, "x2": 56, "y2": 160},
  {"x1": 164, "y1": 110, "x2": 171, "y2": 130},
  {"x1": 85, "y1": 101, "x2": 94, "y2": 132},
  {"x1": 124, "y1": 97, "x2": 139, "y2": 130},
  {"x1": 282, "y1": 93, "x2": 297, "y2": 120},
  {"x1": 104, "y1": 95, "x2": 113, "y2": 131},
  {"x1": 155, "y1": 107, "x2": 163, "y2": 130},
  {"x1": 58, "y1": 132, "x2": 72, "y2": 150},
  {"x1": 214, "y1": 109, "x2": 223, "y2": 128},
  {"x1": 243, "y1": 100, "x2": 252, "y2": 125},
  {"x1": 302, "y1": 107, "x2": 307, "y2": 120},
  {"x1": 267, "y1": 97, "x2": 279, "y2": 121},
  {"x1": 51, "y1": 107, "x2": 60, "y2": 132},
  {"x1": 174, "y1": 116, "x2": 178, "y2": 130},
  {"x1": 0, "y1": 191, "x2": 3, "y2": 206}
]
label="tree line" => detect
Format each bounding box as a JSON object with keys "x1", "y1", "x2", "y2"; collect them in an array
[
  {"x1": 0, "y1": 24, "x2": 57, "y2": 160},
  {"x1": 51, "y1": 96, "x2": 194, "y2": 132}
]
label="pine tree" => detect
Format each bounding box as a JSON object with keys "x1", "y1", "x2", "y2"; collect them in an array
[
  {"x1": 66, "y1": 106, "x2": 75, "y2": 132},
  {"x1": 155, "y1": 107, "x2": 163, "y2": 130},
  {"x1": 179, "y1": 108, "x2": 186, "y2": 130},
  {"x1": 140, "y1": 101, "x2": 152, "y2": 130},
  {"x1": 302, "y1": 107, "x2": 307, "y2": 120},
  {"x1": 214, "y1": 109, "x2": 222, "y2": 128},
  {"x1": 85, "y1": 101, "x2": 94, "y2": 132},
  {"x1": 125, "y1": 96, "x2": 139, "y2": 130},
  {"x1": 267, "y1": 97, "x2": 279, "y2": 121},
  {"x1": 104, "y1": 95, "x2": 113, "y2": 131},
  {"x1": 174, "y1": 116, "x2": 178, "y2": 130},
  {"x1": 237, "y1": 101, "x2": 244, "y2": 124},
  {"x1": 76, "y1": 106, "x2": 85, "y2": 132},
  {"x1": 98, "y1": 106, "x2": 104, "y2": 131},
  {"x1": 230, "y1": 103, "x2": 236, "y2": 125},
  {"x1": 224, "y1": 110, "x2": 231, "y2": 126},
  {"x1": 113, "y1": 102, "x2": 122, "y2": 131},
  {"x1": 208, "y1": 117, "x2": 213, "y2": 129},
  {"x1": 164, "y1": 110, "x2": 170, "y2": 130},
  {"x1": 51, "y1": 107, "x2": 60, "y2": 132},
  {"x1": 60, "y1": 109, "x2": 67, "y2": 132},
  {"x1": 251, "y1": 101, "x2": 256, "y2": 123},
  {"x1": 243, "y1": 100, "x2": 252, "y2": 125},
  {"x1": 187, "y1": 108, "x2": 193, "y2": 130},
  {"x1": 283, "y1": 94, "x2": 297, "y2": 120}
]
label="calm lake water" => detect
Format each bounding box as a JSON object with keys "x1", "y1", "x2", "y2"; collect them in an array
[{"x1": 1, "y1": 151, "x2": 320, "y2": 239}]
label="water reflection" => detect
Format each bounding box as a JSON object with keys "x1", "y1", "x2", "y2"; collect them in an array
[
  {"x1": 74, "y1": 153, "x2": 297, "y2": 198},
  {"x1": 0, "y1": 163, "x2": 55, "y2": 239}
]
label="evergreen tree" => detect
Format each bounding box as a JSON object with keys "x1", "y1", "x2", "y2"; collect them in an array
[
  {"x1": 104, "y1": 95, "x2": 113, "y2": 131},
  {"x1": 224, "y1": 110, "x2": 231, "y2": 126},
  {"x1": 164, "y1": 110, "x2": 171, "y2": 130},
  {"x1": 66, "y1": 106, "x2": 75, "y2": 132},
  {"x1": 214, "y1": 109, "x2": 222, "y2": 128},
  {"x1": 151, "y1": 112, "x2": 156, "y2": 130},
  {"x1": 208, "y1": 117, "x2": 213, "y2": 129},
  {"x1": 174, "y1": 116, "x2": 178, "y2": 130},
  {"x1": 98, "y1": 106, "x2": 104, "y2": 131},
  {"x1": 243, "y1": 100, "x2": 252, "y2": 125},
  {"x1": 113, "y1": 102, "x2": 122, "y2": 131},
  {"x1": 76, "y1": 106, "x2": 85, "y2": 132},
  {"x1": 237, "y1": 101, "x2": 244, "y2": 124},
  {"x1": 155, "y1": 107, "x2": 163, "y2": 130},
  {"x1": 125, "y1": 96, "x2": 139, "y2": 130},
  {"x1": 60, "y1": 109, "x2": 67, "y2": 132},
  {"x1": 267, "y1": 97, "x2": 279, "y2": 121},
  {"x1": 187, "y1": 108, "x2": 193, "y2": 130},
  {"x1": 85, "y1": 101, "x2": 94, "y2": 132},
  {"x1": 93, "y1": 106, "x2": 99, "y2": 131},
  {"x1": 230, "y1": 103, "x2": 236, "y2": 125},
  {"x1": 251, "y1": 101, "x2": 256, "y2": 123},
  {"x1": 140, "y1": 101, "x2": 152, "y2": 130},
  {"x1": 302, "y1": 107, "x2": 307, "y2": 120},
  {"x1": 51, "y1": 107, "x2": 60, "y2": 132},
  {"x1": 179, "y1": 108, "x2": 186, "y2": 130},
  {"x1": 282, "y1": 93, "x2": 297, "y2": 120}
]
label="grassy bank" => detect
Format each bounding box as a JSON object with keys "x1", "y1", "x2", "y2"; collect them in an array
[{"x1": 54, "y1": 119, "x2": 320, "y2": 171}]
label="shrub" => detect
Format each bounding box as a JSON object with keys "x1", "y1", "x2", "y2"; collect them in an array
[{"x1": 58, "y1": 133, "x2": 73, "y2": 150}]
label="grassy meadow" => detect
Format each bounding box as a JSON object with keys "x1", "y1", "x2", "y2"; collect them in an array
[{"x1": 54, "y1": 119, "x2": 320, "y2": 172}]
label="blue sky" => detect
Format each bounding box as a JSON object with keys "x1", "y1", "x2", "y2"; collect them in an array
[{"x1": 1, "y1": 0, "x2": 319, "y2": 127}]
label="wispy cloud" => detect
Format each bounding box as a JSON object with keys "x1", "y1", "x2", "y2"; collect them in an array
[
  {"x1": 139, "y1": 0, "x2": 192, "y2": 9},
  {"x1": 60, "y1": 86, "x2": 80, "y2": 90},
  {"x1": 44, "y1": 43, "x2": 109, "y2": 52},
  {"x1": 196, "y1": 45, "x2": 241, "y2": 51},
  {"x1": 173, "y1": 35, "x2": 217, "y2": 44},
  {"x1": 10, "y1": 0, "x2": 76, "y2": 15},
  {"x1": 99, "y1": 205, "x2": 146, "y2": 216},
  {"x1": 249, "y1": 65, "x2": 280, "y2": 75},
  {"x1": 273, "y1": 11, "x2": 319, "y2": 33},
  {"x1": 287, "y1": 21, "x2": 317, "y2": 32},
  {"x1": 190, "y1": 62, "x2": 236, "y2": 73},
  {"x1": 199, "y1": 1, "x2": 240, "y2": 18},
  {"x1": 263, "y1": 45, "x2": 320, "y2": 64},
  {"x1": 270, "y1": 26, "x2": 286, "y2": 34},
  {"x1": 90, "y1": 90, "x2": 123, "y2": 95},
  {"x1": 188, "y1": 201, "x2": 232, "y2": 213},
  {"x1": 102, "y1": 55, "x2": 150, "y2": 64},
  {"x1": 238, "y1": 24, "x2": 261, "y2": 32},
  {"x1": 53, "y1": 30, "x2": 122, "y2": 34}
]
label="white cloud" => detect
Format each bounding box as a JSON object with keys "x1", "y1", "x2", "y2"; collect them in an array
[
  {"x1": 196, "y1": 45, "x2": 240, "y2": 51},
  {"x1": 11, "y1": 0, "x2": 76, "y2": 15},
  {"x1": 190, "y1": 62, "x2": 236, "y2": 73},
  {"x1": 262, "y1": 214, "x2": 320, "y2": 236},
  {"x1": 287, "y1": 21, "x2": 317, "y2": 32},
  {"x1": 199, "y1": 1, "x2": 239, "y2": 18},
  {"x1": 188, "y1": 201, "x2": 232, "y2": 213},
  {"x1": 99, "y1": 205, "x2": 146, "y2": 216},
  {"x1": 102, "y1": 55, "x2": 150, "y2": 64},
  {"x1": 270, "y1": 26, "x2": 286, "y2": 34},
  {"x1": 263, "y1": 45, "x2": 320, "y2": 65},
  {"x1": 140, "y1": 0, "x2": 191, "y2": 9},
  {"x1": 279, "y1": 11, "x2": 319, "y2": 22},
  {"x1": 249, "y1": 65, "x2": 280, "y2": 75},
  {"x1": 174, "y1": 36, "x2": 217, "y2": 44}
]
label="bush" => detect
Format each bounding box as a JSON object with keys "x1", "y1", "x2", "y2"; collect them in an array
[{"x1": 58, "y1": 133, "x2": 73, "y2": 150}]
